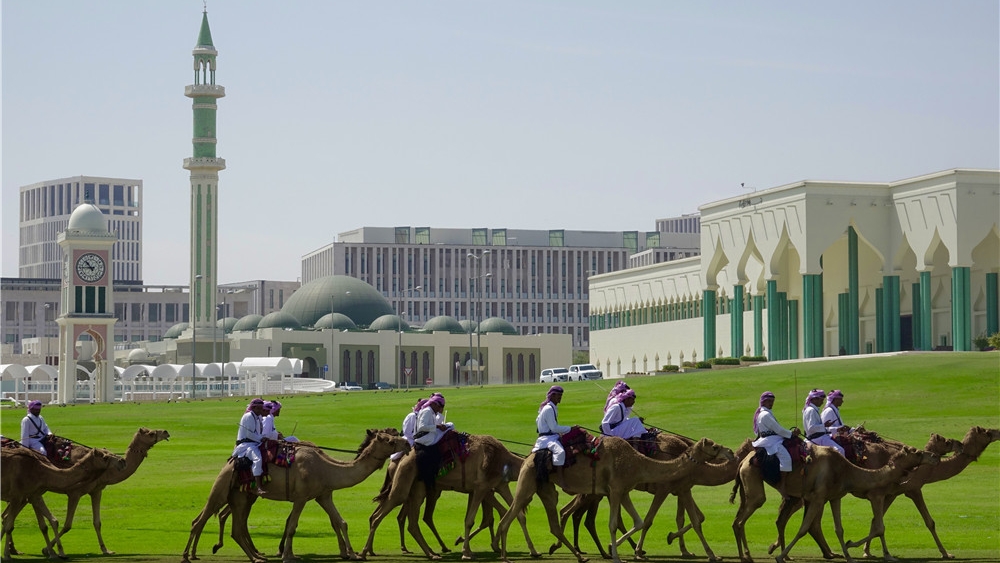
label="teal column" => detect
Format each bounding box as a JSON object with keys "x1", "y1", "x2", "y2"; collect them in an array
[
  {"x1": 787, "y1": 299, "x2": 799, "y2": 359},
  {"x1": 753, "y1": 295, "x2": 765, "y2": 357},
  {"x1": 952, "y1": 267, "x2": 971, "y2": 351},
  {"x1": 766, "y1": 280, "x2": 779, "y2": 360},
  {"x1": 731, "y1": 285, "x2": 744, "y2": 358},
  {"x1": 920, "y1": 271, "x2": 933, "y2": 350},
  {"x1": 986, "y1": 273, "x2": 998, "y2": 336},
  {"x1": 778, "y1": 292, "x2": 788, "y2": 360},
  {"x1": 884, "y1": 275, "x2": 900, "y2": 351},
  {"x1": 848, "y1": 227, "x2": 860, "y2": 354},
  {"x1": 803, "y1": 274, "x2": 824, "y2": 358},
  {"x1": 703, "y1": 289, "x2": 717, "y2": 360},
  {"x1": 875, "y1": 287, "x2": 884, "y2": 353},
  {"x1": 837, "y1": 293, "x2": 849, "y2": 354},
  {"x1": 911, "y1": 282, "x2": 922, "y2": 350}
]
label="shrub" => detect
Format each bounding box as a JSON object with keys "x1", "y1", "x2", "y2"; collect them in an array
[
  {"x1": 682, "y1": 361, "x2": 696, "y2": 368},
  {"x1": 710, "y1": 357, "x2": 741, "y2": 366},
  {"x1": 661, "y1": 364, "x2": 680, "y2": 372},
  {"x1": 695, "y1": 361, "x2": 713, "y2": 369},
  {"x1": 740, "y1": 355, "x2": 768, "y2": 362},
  {"x1": 972, "y1": 332, "x2": 989, "y2": 351},
  {"x1": 988, "y1": 331, "x2": 1000, "y2": 350}
]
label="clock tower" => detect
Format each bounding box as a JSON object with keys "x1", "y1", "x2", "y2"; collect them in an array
[{"x1": 56, "y1": 202, "x2": 117, "y2": 403}]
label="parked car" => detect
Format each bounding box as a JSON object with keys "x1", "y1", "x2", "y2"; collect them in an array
[
  {"x1": 367, "y1": 381, "x2": 394, "y2": 390},
  {"x1": 339, "y1": 381, "x2": 363, "y2": 391},
  {"x1": 567, "y1": 364, "x2": 603, "y2": 381},
  {"x1": 539, "y1": 368, "x2": 569, "y2": 383}
]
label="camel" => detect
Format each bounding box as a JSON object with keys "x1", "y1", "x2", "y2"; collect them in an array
[
  {"x1": 850, "y1": 426, "x2": 1000, "y2": 561},
  {"x1": 556, "y1": 434, "x2": 752, "y2": 561},
  {"x1": 493, "y1": 436, "x2": 734, "y2": 563},
  {"x1": 181, "y1": 428, "x2": 409, "y2": 563},
  {"x1": 1, "y1": 446, "x2": 126, "y2": 560},
  {"x1": 730, "y1": 443, "x2": 938, "y2": 563},
  {"x1": 361, "y1": 433, "x2": 541, "y2": 561}
]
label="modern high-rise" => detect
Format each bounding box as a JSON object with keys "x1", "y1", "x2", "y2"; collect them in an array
[
  {"x1": 301, "y1": 226, "x2": 700, "y2": 350},
  {"x1": 18, "y1": 176, "x2": 143, "y2": 281}
]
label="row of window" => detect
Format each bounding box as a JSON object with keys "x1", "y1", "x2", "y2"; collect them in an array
[{"x1": 20, "y1": 182, "x2": 140, "y2": 221}]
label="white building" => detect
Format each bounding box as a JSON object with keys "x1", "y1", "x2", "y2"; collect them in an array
[
  {"x1": 301, "y1": 226, "x2": 700, "y2": 351},
  {"x1": 18, "y1": 176, "x2": 143, "y2": 281},
  {"x1": 590, "y1": 169, "x2": 1000, "y2": 376}
]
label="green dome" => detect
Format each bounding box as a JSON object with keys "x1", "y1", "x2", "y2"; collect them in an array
[
  {"x1": 368, "y1": 314, "x2": 410, "y2": 332},
  {"x1": 163, "y1": 322, "x2": 189, "y2": 339},
  {"x1": 477, "y1": 317, "x2": 518, "y2": 335},
  {"x1": 458, "y1": 320, "x2": 478, "y2": 334},
  {"x1": 316, "y1": 313, "x2": 358, "y2": 330},
  {"x1": 233, "y1": 314, "x2": 264, "y2": 332},
  {"x1": 421, "y1": 316, "x2": 466, "y2": 334},
  {"x1": 217, "y1": 317, "x2": 239, "y2": 334},
  {"x1": 258, "y1": 311, "x2": 302, "y2": 330},
  {"x1": 281, "y1": 275, "x2": 394, "y2": 328}
]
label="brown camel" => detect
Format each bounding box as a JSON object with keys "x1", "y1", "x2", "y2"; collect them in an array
[
  {"x1": 730, "y1": 443, "x2": 938, "y2": 563},
  {"x1": 850, "y1": 426, "x2": 1000, "y2": 561},
  {"x1": 181, "y1": 429, "x2": 409, "y2": 563},
  {"x1": 1, "y1": 446, "x2": 126, "y2": 560},
  {"x1": 556, "y1": 434, "x2": 750, "y2": 561},
  {"x1": 361, "y1": 433, "x2": 540, "y2": 561},
  {"x1": 494, "y1": 436, "x2": 734, "y2": 563}
]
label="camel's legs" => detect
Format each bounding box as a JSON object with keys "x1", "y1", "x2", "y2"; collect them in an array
[
  {"x1": 312, "y1": 495, "x2": 355, "y2": 559},
  {"x1": 827, "y1": 498, "x2": 856, "y2": 563},
  {"x1": 492, "y1": 482, "x2": 540, "y2": 557},
  {"x1": 608, "y1": 493, "x2": 644, "y2": 563},
  {"x1": 212, "y1": 504, "x2": 231, "y2": 555},
  {"x1": 276, "y1": 500, "x2": 308, "y2": 563},
  {"x1": 666, "y1": 493, "x2": 700, "y2": 557},
  {"x1": 227, "y1": 493, "x2": 267, "y2": 563},
  {"x1": 361, "y1": 461, "x2": 419, "y2": 558},
  {"x1": 2, "y1": 499, "x2": 29, "y2": 562},
  {"x1": 675, "y1": 489, "x2": 718, "y2": 561},
  {"x1": 776, "y1": 498, "x2": 828, "y2": 563},
  {"x1": 458, "y1": 486, "x2": 491, "y2": 559},
  {"x1": 634, "y1": 491, "x2": 668, "y2": 559},
  {"x1": 846, "y1": 494, "x2": 896, "y2": 562},
  {"x1": 396, "y1": 501, "x2": 411, "y2": 553},
  {"x1": 731, "y1": 474, "x2": 765, "y2": 563},
  {"x1": 420, "y1": 488, "x2": 452, "y2": 554}
]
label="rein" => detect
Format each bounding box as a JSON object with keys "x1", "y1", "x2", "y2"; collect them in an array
[{"x1": 298, "y1": 443, "x2": 361, "y2": 454}]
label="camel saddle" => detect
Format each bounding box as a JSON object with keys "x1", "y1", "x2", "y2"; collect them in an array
[
  {"x1": 435, "y1": 430, "x2": 470, "y2": 477},
  {"x1": 559, "y1": 427, "x2": 601, "y2": 468},
  {"x1": 751, "y1": 437, "x2": 811, "y2": 486},
  {"x1": 833, "y1": 428, "x2": 882, "y2": 466},
  {"x1": 0, "y1": 436, "x2": 22, "y2": 450},
  {"x1": 42, "y1": 435, "x2": 74, "y2": 466},
  {"x1": 231, "y1": 438, "x2": 296, "y2": 493},
  {"x1": 625, "y1": 429, "x2": 661, "y2": 458}
]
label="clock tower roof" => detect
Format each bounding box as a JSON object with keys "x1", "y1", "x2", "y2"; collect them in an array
[{"x1": 67, "y1": 203, "x2": 109, "y2": 234}]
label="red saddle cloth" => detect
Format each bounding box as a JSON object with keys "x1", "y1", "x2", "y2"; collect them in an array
[
  {"x1": 833, "y1": 428, "x2": 882, "y2": 466},
  {"x1": 435, "y1": 430, "x2": 470, "y2": 476},
  {"x1": 783, "y1": 436, "x2": 811, "y2": 464},
  {"x1": 232, "y1": 439, "x2": 296, "y2": 493},
  {"x1": 625, "y1": 431, "x2": 661, "y2": 458},
  {"x1": 559, "y1": 427, "x2": 601, "y2": 468},
  {"x1": 42, "y1": 435, "x2": 74, "y2": 466},
  {"x1": 0, "y1": 436, "x2": 20, "y2": 450}
]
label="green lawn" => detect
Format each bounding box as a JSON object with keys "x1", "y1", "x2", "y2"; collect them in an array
[{"x1": 1, "y1": 352, "x2": 998, "y2": 563}]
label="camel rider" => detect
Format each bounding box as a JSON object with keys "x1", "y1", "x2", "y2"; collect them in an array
[
  {"x1": 20, "y1": 400, "x2": 53, "y2": 455},
  {"x1": 802, "y1": 389, "x2": 845, "y2": 455},
  {"x1": 821, "y1": 390, "x2": 848, "y2": 434},
  {"x1": 752, "y1": 391, "x2": 800, "y2": 473},
  {"x1": 394, "y1": 398, "x2": 427, "y2": 462},
  {"x1": 600, "y1": 389, "x2": 646, "y2": 439},
  {"x1": 604, "y1": 381, "x2": 631, "y2": 412},
  {"x1": 533, "y1": 385, "x2": 575, "y2": 485},
  {"x1": 414, "y1": 394, "x2": 452, "y2": 493},
  {"x1": 263, "y1": 400, "x2": 298, "y2": 442},
  {"x1": 233, "y1": 398, "x2": 268, "y2": 495}
]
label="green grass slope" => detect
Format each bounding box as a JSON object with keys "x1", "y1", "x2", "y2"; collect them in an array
[{"x1": 1, "y1": 351, "x2": 997, "y2": 563}]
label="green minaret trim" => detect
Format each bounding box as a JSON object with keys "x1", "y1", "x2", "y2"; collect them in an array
[
  {"x1": 987, "y1": 273, "x2": 999, "y2": 336},
  {"x1": 919, "y1": 271, "x2": 933, "y2": 350},
  {"x1": 766, "y1": 280, "x2": 780, "y2": 360},
  {"x1": 911, "y1": 282, "x2": 922, "y2": 350},
  {"x1": 753, "y1": 294, "x2": 764, "y2": 357},
  {"x1": 731, "y1": 285, "x2": 744, "y2": 358},
  {"x1": 787, "y1": 299, "x2": 798, "y2": 359},
  {"x1": 847, "y1": 227, "x2": 860, "y2": 354},
  {"x1": 197, "y1": 11, "x2": 215, "y2": 47},
  {"x1": 882, "y1": 275, "x2": 900, "y2": 352},
  {"x1": 703, "y1": 289, "x2": 716, "y2": 360},
  {"x1": 951, "y1": 267, "x2": 971, "y2": 351},
  {"x1": 803, "y1": 274, "x2": 824, "y2": 357}
]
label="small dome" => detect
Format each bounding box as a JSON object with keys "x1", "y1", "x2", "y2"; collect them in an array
[
  {"x1": 258, "y1": 311, "x2": 302, "y2": 330},
  {"x1": 217, "y1": 317, "x2": 239, "y2": 333},
  {"x1": 421, "y1": 316, "x2": 466, "y2": 334},
  {"x1": 458, "y1": 320, "x2": 478, "y2": 334},
  {"x1": 281, "y1": 275, "x2": 394, "y2": 327},
  {"x1": 232, "y1": 314, "x2": 264, "y2": 332},
  {"x1": 127, "y1": 348, "x2": 149, "y2": 362},
  {"x1": 163, "y1": 322, "x2": 190, "y2": 339},
  {"x1": 315, "y1": 313, "x2": 358, "y2": 331},
  {"x1": 67, "y1": 203, "x2": 108, "y2": 233},
  {"x1": 477, "y1": 317, "x2": 518, "y2": 335},
  {"x1": 369, "y1": 314, "x2": 409, "y2": 332}
]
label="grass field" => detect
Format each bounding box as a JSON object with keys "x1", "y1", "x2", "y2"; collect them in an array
[{"x1": 1, "y1": 351, "x2": 998, "y2": 563}]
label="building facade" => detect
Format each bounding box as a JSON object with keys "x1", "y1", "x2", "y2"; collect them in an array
[
  {"x1": 18, "y1": 176, "x2": 143, "y2": 281},
  {"x1": 590, "y1": 169, "x2": 1000, "y2": 377},
  {"x1": 301, "y1": 226, "x2": 700, "y2": 350}
]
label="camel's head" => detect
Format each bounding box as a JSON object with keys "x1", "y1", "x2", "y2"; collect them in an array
[
  {"x1": 691, "y1": 438, "x2": 736, "y2": 463},
  {"x1": 894, "y1": 446, "x2": 939, "y2": 471},
  {"x1": 136, "y1": 427, "x2": 171, "y2": 448},
  {"x1": 961, "y1": 426, "x2": 1000, "y2": 460},
  {"x1": 357, "y1": 429, "x2": 410, "y2": 463},
  {"x1": 925, "y1": 433, "x2": 963, "y2": 456}
]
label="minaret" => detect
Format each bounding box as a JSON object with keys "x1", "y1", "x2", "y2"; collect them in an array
[{"x1": 183, "y1": 9, "x2": 225, "y2": 365}]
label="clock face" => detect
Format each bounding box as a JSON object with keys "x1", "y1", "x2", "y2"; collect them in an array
[{"x1": 76, "y1": 253, "x2": 106, "y2": 283}]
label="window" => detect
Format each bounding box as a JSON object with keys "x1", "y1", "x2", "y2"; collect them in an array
[
  {"x1": 492, "y1": 229, "x2": 507, "y2": 246},
  {"x1": 472, "y1": 228, "x2": 487, "y2": 246},
  {"x1": 623, "y1": 231, "x2": 638, "y2": 253},
  {"x1": 548, "y1": 230, "x2": 564, "y2": 247},
  {"x1": 394, "y1": 227, "x2": 410, "y2": 244},
  {"x1": 415, "y1": 227, "x2": 430, "y2": 244},
  {"x1": 646, "y1": 232, "x2": 660, "y2": 247},
  {"x1": 165, "y1": 303, "x2": 177, "y2": 323}
]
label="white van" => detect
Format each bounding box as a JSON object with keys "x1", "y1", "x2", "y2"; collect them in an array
[{"x1": 539, "y1": 368, "x2": 569, "y2": 383}]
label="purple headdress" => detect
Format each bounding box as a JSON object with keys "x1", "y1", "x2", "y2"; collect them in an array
[
  {"x1": 604, "y1": 381, "x2": 631, "y2": 411},
  {"x1": 269, "y1": 400, "x2": 282, "y2": 415},
  {"x1": 427, "y1": 394, "x2": 445, "y2": 408},
  {"x1": 27, "y1": 400, "x2": 42, "y2": 411},
  {"x1": 803, "y1": 389, "x2": 825, "y2": 412},
  {"x1": 539, "y1": 385, "x2": 564, "y2": 411},
  {"x1": 413, "y1": 398, "x2": 428, "y2": 413},
  {"x1": 245, "y1": 397, "x2": 264, "y2": 413},
  {"x1": 827, "y1": 390, "x2": 843, "y2": 406},
  {"x1": 753, "y1": 391, "x2": 775, "y2": 435}
]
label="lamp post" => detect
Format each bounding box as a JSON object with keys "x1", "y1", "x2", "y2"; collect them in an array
[
  {"x1": 467, "y1": 250, "x2": 490, "y2": 385},
  {"x1": 43, "y1": 303, "x2": 51, "y2": 366},
  {"x1": 192, "y1": 274, "x2": 202, "y2": 399},
  {"x1": 399, "y1": 286, "x2": 421, "y2": 389}
]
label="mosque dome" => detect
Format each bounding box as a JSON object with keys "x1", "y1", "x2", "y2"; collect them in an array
[
  {"x1": 315, "y1": 313, "x2": 358, "y2": 331},
  {"x1": 217, "y1": 317, "x2": 239, "y2": 333},
  {"x1": 232, "y1": 314, "x2": 263, "y2": 332},
  {"x1": 163, "y1": 322, "x2": 189, "y2": 339},
  {"x1": 127, "y1": 348, "x2": 149, "y2": 362},
  {"x1": 368, "y1": 314, "x2": 410, "y2": 332},
  {"x1": 477, "y1": 317, "x2": 518, "y2": 335},
  {"x1": 421, "y1": 316, "x2": 466, "y2": 334},
  {"x1": 67, "y1": 203, "x2": 108, "y2": 233},
  {"x1": 281, "y1": 275, "x2": 394, "y2": 328},
  {"x1": 258, "y1": 311, "x2": 302, "y2": 330},
  {"x1": 458, "y1": 320, "x2": 478, "y2": 334}
]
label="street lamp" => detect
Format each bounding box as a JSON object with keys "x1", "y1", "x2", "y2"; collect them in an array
[
  {"x1": 467, "y1": 250, "x2": 490, "y2": 385},
  {"x1": 43, "y1": 303, "x2": 51, "y2": 366},
  {"x1": 192, "y1": 274, "x2": 202, "y2": 399},
  {"x1": 399, "y1": 286, "x2": 421, "y2": 389}
]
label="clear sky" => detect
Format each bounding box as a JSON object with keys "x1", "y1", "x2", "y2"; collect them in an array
[{"x1": 3, "y1": 1, "x2": 997, "y2": 286}]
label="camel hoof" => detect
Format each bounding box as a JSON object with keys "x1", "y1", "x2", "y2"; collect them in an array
[
  {"x1": 462, "y1": 555, "x2": 475, "y2": 561},
  {"x1": 884, "y1": 557, "x2": 897, "y2": 563},
  {"x1": 455, "y1": 536, "x2": 465, "y2": 546},
  {"x1": 212, "y1": 544, "x2": 222, "y2": 554},
  {"x1": 942, "y1": 554, "x2": 955, "y2": 560},
  {"x1": 442, "y1": 547, "x2": 452, "y2": 554},
  {"x1": 667, "y1": 532, "x2": 679, "y2": 545},
  {"x1": 633, "y1": 552, "x2": 648, "y2": 561},
  {"x1": 429, "y1": 556, "x2": 442, "y2": 561},
  {"x1": 548, "y1": 544, "x2": 561, "y2": 555}
]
